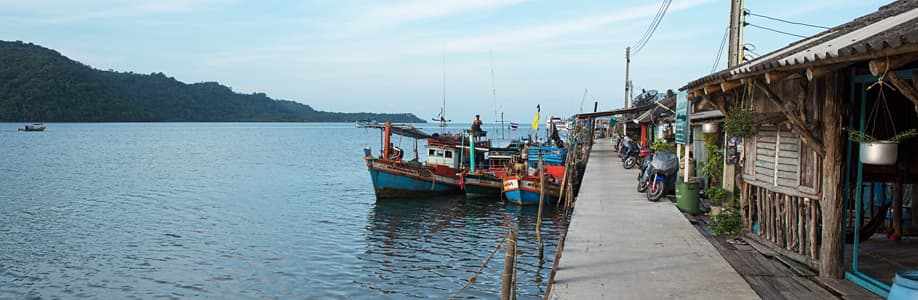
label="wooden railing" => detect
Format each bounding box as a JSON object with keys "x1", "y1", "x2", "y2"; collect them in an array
[{"x1": 743, "y1": 183, "x2": 822, "y2": 267}]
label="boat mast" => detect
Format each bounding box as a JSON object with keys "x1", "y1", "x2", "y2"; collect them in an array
[
  {"x1": 490, "y1": 49, "x2": 499, "y2": 139},
  {"x1": 441, "y1": 48, "x2": 447, "y2": 133}
]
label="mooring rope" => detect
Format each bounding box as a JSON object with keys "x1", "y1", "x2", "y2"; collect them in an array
[{"x1": 448, "y1": 233, "x2": 509, "y2": 299}]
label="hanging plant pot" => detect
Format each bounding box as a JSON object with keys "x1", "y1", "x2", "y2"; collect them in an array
[
  {"x1": 702, "y1": 122, "x2": 719, "y2": 134},
  {"x1": 859, "y1": 141, "x2": 898, "y2": 165}
]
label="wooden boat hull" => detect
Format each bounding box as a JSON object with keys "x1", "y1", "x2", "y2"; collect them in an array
[
  {"x1": 502, "y1": 176, "x2": 560, "y2": 206},
  {"x1": 462, "y1": 173, "x2": 502, "y2": 198},
  {"x1": 366, "y1": 158, "x2": 461, "y2": 199}
]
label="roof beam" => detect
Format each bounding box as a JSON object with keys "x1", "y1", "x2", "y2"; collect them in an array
[
  {"x1": 868, "y1": 53, "x2": 918, "y2": 76},
  {"x1": 806, "y1": 63, "x2": 850, "y2": 81},
  {"x1": 765, "y1": 71, "x2": 795, "y2": 84},
  {"x1": 703, "y1": 84, "x2": 720, "y2": 95},
  {"x1": 720, "y1": 80, "x2": 744, "y2": 93}
]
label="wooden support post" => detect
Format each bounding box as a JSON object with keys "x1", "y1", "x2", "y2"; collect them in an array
[
  {"x1": 893, "y1": 165, "x2": 904, "y2": 240},
  {"x1": 819, "y1": 72, "x2": 844, "y2": 278},
  {"x1": 501, "y1": 229, "x2": 517, "y2": 300},
  {"x1": 798, "y1": 197, "x2": 805, "y2": 254},
  {"x1": 781, "y1": 195, "x2": 794, "y2": 250},
  {"x1": 537, "y1": 154, "x2": 545, "y2": 260}
]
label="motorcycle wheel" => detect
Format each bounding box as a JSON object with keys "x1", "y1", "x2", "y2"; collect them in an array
[
  {"x1": 637, "y1": 179, "x2": 647, "y2": 193},
  {"x1": 624, "y1": 157, "x2": 636, "y2": 169},
  {"x1": 647, "y1": 180, "x2": 664, "y2": 202}
]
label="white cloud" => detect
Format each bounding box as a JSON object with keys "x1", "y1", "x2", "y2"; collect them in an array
[
  {"x1": 342, "y1": 0, "x2": 527, "y2": 34},
  {"x1": 0, "y1": 0, "x2": 233, "y2": 24}
]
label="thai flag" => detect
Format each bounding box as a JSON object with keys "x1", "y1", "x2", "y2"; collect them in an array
[{"x1": 509, "y1": 122, "x2": 519, "y2": 131}]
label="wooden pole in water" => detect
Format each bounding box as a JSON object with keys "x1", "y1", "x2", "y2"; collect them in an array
[
  {"x1": 500, "y1": 229, "x2": 517, "y2": 300},
  {"x1": 537, "y1": 153, "x2": 545, "y2": 260}
]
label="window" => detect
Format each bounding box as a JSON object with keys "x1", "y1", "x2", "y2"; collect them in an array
[
  {"x1": 445, "y1": 151, "x2": 453, "y2": 158},
  {"x1": 429, "y1": 149, "x2": 436, "y2": 156}
]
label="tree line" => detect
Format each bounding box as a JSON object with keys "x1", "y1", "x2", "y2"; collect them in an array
[{"x1": 0, "y1": 40, "x2": 424, "y2": 123}]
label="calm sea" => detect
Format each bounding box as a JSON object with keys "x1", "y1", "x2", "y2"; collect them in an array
[{"x1": 0, "y1": 123, "x2": 564, "y2": 299}]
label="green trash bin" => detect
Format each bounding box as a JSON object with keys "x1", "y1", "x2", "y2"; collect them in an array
[{"x1": 676, "y1": 181, "x2": 701, "y2": 215}]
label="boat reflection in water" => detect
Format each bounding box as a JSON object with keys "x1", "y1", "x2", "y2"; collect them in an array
[{"x1": 356, "y1": 195, "x2": 566, "y2": 299}]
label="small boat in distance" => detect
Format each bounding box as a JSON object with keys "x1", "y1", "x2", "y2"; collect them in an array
[
  {"x1": 356, "y1": 119, "x2": 378, "y2": 127},
  {"x1": 18, "y1": 123, "x2": 45, "y2": 132}
]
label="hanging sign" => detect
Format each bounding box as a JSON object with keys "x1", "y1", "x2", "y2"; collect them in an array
[{"x1": 674, "y1": 91, "x2": 689, "y2": 145}]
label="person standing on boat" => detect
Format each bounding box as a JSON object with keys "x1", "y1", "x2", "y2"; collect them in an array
[{"x1": 471, "y1": 115, "x2": 483, "y2": 142}]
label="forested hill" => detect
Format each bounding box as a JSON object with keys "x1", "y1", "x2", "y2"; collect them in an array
[{"x1": 0, "y1": 41, "x2": 424, "y2": 123}]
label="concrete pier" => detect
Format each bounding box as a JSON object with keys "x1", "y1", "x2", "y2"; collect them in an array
[{"x1": 550, "y1": 139, "x2": 758, "y2": 299}]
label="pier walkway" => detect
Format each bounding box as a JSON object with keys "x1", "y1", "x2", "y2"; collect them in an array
[{"x1": 550, "y1": 139, "x2": 758, "y2": 299}]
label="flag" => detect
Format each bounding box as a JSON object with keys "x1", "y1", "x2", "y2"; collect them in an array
[
  {"x1": 531, "y1": 104, "x2": 540, "y2": 131},
  {"x1": 509, "y1": 122, "x2": 519, "y2": 131}
]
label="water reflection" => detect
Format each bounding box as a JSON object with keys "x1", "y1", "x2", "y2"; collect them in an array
[{"x1": 359, "y1": 195, "x2": 564, "y2": 299}]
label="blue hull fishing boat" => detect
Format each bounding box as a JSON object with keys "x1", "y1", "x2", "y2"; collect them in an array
[
  {"x1": 501, "y1": 146, "x2": 567, "y2": 205},
  {"x1": 363, "y1": 122, "x2": 469, "y2": 199}
]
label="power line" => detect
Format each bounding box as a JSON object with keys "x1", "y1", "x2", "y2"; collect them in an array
[
  {"x1": 632, "y1": 0, "x2": 672, "y2": 56},
  {"x1": 710, "y1": 26, "x2": 729, "y2": 74},
  {"x1": 631, "y1": 0, "x2": 667, "y2": 49},
  {"x1": 745, "y1": 23, "x2": 808, "y2": 38},
  {"x1": 744, "y1": 10, "x2": 829, "y2": 29}
]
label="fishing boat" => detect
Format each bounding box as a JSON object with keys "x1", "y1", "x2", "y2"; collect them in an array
[
  {"x1": 18, "y1": 123, "x2": 45, "y2": 132},
  {"x1": 363, "y1": 122, "x2": 475, "y2": 199},
  {"x1": 502, "y1": 146, "x2": 567, "y2": 205},
  {"x1": 461, "y1": 142, "x2": 519, "y2": 198}
]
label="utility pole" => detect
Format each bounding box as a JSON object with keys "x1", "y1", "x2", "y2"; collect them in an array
[
  {"x1": 727, "y1": 0, "x2": 744, "y2": 67},
  {"x1": 623, "y1": 47, "x2": 631, "y2": 137},
  {"x1": 723, "y1": 0, "x2": 744, "y2": 199}
]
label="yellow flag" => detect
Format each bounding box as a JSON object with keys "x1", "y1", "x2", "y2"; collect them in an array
[{"x1": 531, "y1": 111, "x2": 540, "y2": 131}]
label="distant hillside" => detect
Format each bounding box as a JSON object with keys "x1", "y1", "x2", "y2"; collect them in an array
[{"x1": 0, "y1": 40, "x2": 424, "y2": 123}]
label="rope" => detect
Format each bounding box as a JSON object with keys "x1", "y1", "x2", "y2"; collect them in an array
[
  {"x1": 422, "y1": 169, "x2": 437, "y2": 191},
  {"x1": 448, "y1": 233, "x2": 509, "y2": 299}
]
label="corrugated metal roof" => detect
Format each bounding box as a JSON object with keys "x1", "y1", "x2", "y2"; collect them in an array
[{"x1": 684, "y1": 0, "x2": 918, "y2": 90}]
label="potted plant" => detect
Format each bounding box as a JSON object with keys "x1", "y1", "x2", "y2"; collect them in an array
[
  {"x1": 709, "y1": 208, "x2": 743, "y2": 238},
  {"x1": 704, "y1": 186, "x2": 731, "y2": 216},
  {"x1": 849, "y1": 128, "x2": 917, "y2": 165},
  {"x1": 724, "y1": 106, "x2": 757, "y2": 138}
]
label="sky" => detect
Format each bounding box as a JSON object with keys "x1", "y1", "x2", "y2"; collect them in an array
[{"x1": 0, "y1": 0, "x2": 894, "y2": 122}]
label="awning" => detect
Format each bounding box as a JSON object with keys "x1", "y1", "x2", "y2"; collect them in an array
[
  {"x1": 576, "y1": 104, "x2": 655, "y2": 119},
  {"x1": 683, "y1": 1, "x2": 918, "y2": 90}
]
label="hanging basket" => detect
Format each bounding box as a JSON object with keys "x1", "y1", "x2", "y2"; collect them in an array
[
  {"x1": 701, "y1": 122, "x2": 719, "y2": 134},
  {"x1": 859, "y1": 141, "x2": 898, "y2": 165}
]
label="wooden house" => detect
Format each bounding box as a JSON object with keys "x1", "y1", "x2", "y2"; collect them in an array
[{"x1": 682, "y1": 1, "x2": 918, "y2": 296}]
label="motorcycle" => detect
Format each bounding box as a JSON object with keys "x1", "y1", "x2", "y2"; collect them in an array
[
  {"x1": 621, "y1": 141, "x2": 641, "y2": 169},
  {"x1": 636, "y1": 150, "x2": 655, "y2": 192},
  {"x1": 643, "y1": 151, "x2": 679, "y2": 202}
]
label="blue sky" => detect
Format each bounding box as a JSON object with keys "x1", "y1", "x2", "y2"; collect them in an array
[{"x1": 0, "y1": 0, "x2": 892, "y2": 122}]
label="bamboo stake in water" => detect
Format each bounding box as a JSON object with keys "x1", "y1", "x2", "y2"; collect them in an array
[
  {"x1": 537, "y1": 153, "x2": 545, "y2": 260},
  {"x1": 500, "y1": 229, "x2": 517, "y2": 300}
]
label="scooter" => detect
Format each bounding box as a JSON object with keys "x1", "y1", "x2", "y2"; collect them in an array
[
  {"x1": 622, "y1": 141, "x2": 641, "y2": 169},
  {"x1": 644, "y1": 151, "x2": 679, "y2": 202},
  {"x1": 636, "y1": 150, "x2": 655, "y2": 192}
]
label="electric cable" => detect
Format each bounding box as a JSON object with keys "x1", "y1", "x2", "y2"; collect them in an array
[
  {"x1": 745, "y1": 23, "x2": 808, "y2": 38},
  {"x1": 710, "y1": 26, "x2": 729, "y2": 73},
  {"x1": 632, "y1": 0, "x2": 673, "y2": 56},
  {"x1": 744, "y1": 10, "x2": 829, "y2": 29}
]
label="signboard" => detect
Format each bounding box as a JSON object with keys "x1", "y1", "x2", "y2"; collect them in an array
[{"x1": 674, "y1": 91, "x2": 689, "y2": 145}]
